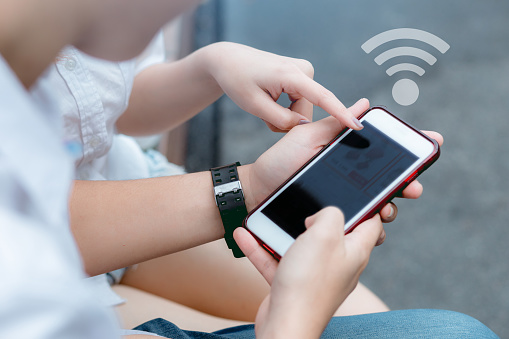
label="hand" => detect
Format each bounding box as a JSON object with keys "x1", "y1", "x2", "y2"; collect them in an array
[
  {"x1": 241, "y1": 100, "x2": 444, "y2": 245},
  {"x1": 377, "y1": 128, "x2": 443, "y2": 232},
  {"x1": 204, "y1": 42, "x2": 364, "y2": 132},
  {"x1": 234, "y1": 207, "x2": 384, "y2": 339},
  {"x1": 242, "y1": 99, "x2": 369, "y2": 206}
]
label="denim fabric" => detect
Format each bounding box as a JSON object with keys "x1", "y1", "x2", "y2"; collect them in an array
[{"x1": 133, "y1": 309, "x2": 499, "y2": 338}]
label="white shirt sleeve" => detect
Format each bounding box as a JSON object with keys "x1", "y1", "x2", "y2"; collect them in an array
[
  {"x1": 0, "y1": 209, "x2": 120, "y2": 339},
  {"x1": 0, "y1": 55, "x2": 120, "y2": 339},
  {"x1": 135, "y1": 30, "x2": 167, "y2": 74}
]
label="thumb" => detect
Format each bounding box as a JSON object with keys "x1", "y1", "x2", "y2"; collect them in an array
[
  {"x1": 256, "y1": 93, "x2": 312, "y2": 132},
  {"x1": 233, "y1": 227, "x2": 278, "y2": 285},
  {"x1": 302, "y1": 207, "x2": 345, "y2": 245},
  {"x1": 345, "y1": 215, "x2": 384, "y2": 258}
]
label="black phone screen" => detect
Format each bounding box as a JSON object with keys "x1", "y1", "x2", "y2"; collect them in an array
[{"x1": 261, "y1": 121, "x2": 418, "y2": 238}]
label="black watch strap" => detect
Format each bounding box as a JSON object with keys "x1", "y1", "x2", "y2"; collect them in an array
[{"x1": 210, "y1": 162, "x2": 247, "y2": 258}]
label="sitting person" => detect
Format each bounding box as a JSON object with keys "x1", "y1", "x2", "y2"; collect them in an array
[
  {"x1": 31, "y1": 33, "x2": 395, "y2": 327},
  {"x1": 0, "y1": 0, "x2": 498, "y2": 337}
]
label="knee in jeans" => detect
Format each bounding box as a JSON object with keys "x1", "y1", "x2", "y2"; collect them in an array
[{"x1": 418, "y1": 309, "x2": 498, "y2": 338}]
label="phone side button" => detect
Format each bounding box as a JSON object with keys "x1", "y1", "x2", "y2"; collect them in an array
[
  {"x1": 408, "y1": 172, "x2": 419, "y2": 182},
  {"x1": 403, "y1": 172, "x2": 419, "y2": 187},
  {"x1": 396, "y1": 173, "x2": 419, "y2": 196}
]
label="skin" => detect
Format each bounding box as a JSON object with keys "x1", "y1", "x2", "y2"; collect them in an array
[
  {"x1": 113, "y1": 57, "x2": 432, "y2": 320},
  {"x1": 116, "y1": 42, "x2": 365, "y2": 136},
  {"x1": 71, "y1": 100, "x2": 441, "y2": 328},
  {"x1": 73, "y1": 98, "x2": 440, "y2": 337},
  {"x1": 75, "y1": 40, "x2": 425, "y2": 323},
  {"x1": 0, "y1": 0, "x2": 443, "y2": 336},
  {"x1": 0, "y1": 1, "x2": 193, "y2": 338},
  {"x1": 70, "y1": 99, "x2": 439, "y2": 277},
  {"x1": 235, "y1": 118, "x2": 438, "y2": 337},
  {"x1": 235, "y1": 208, "x2": 385, "y2": 339},
  {"x1": 0, "y1": 0, "x2": 199, "y2": 88}
]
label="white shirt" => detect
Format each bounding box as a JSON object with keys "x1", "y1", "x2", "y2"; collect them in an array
[
  {"x1": 28, "y1": 33, "x2": 173, "y2": 332},
  {"x1": 0, "y1": 55, "x2": 120, "y2": 338},
  {"x1": 31, "y1": 46, "x2": 136, "y2": 180},
  {"x1": 30, "y1": 32, "x2": 166, "y2": 182}
]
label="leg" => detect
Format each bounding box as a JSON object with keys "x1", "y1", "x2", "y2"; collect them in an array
[
  {"x1": 119, "y1": 239, "x2": 269, "y2": 322},
  {"x1": 334, "y1": 282, "x2": 389, "y2": 316},
  {"x1": 131, "y1": 309, "x2": 498, "y2": 338},
  {"x1": 113, "y1": 284, "x2": 249, "y2": 332},
  {"x1": 321, "y1": 309, "x2": 498, "y2": 338},
  {"x1": 119, "y1": 240, "x2": 389, "y2": 322}
]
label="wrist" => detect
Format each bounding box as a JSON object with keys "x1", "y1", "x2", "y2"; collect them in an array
[
  {"x1": 193, "y1": 43, "x2": 224, "y2": 94},
  {"x1": 256, "y1": 291, "x2": 333, "y2": 339},
  {"x1": 199, "y1": 42, "x2": 245, "y2": 93},
  {"x1": 258, "y1": 312, "x2": 326, "y2": 339},
  {"x1": 237, "y1": 164, "x2": 258, "y2": 212}
]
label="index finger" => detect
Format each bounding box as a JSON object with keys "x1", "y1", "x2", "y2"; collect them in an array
[
  {"x1": 422, "y1": 130, "x2": 444, "y2": 146},
  {"x1": 282, "y1": 73, "x2": 368, "y2": 130}
]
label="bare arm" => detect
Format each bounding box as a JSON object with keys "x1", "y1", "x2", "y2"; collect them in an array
[
  {"x1": 117, "y1": 42, "x2": 365, "y2": 136},
  {"x1": 74, "y1": 101, "x2": 438, "y2": 279},
  {"x1": 116, "y1": 46, "x2": 223, "y2": 136},
  {"x1": 70, "y1": 170, "x2": 245, "y2": 277}
]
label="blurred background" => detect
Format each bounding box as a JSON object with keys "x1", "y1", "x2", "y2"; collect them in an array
[{"x1": 179, "y1": 0, "x2": 509, "y2": 336}]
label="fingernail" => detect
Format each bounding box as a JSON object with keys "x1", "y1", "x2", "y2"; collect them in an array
[
  {"x1": 299, "y1": 119, "x2": 311, "y2": 125},
  {"x1": 376, "y1": 229, "x2": 386, "y2": 246},
  {"x1": 387, "y1": 205, "x2": 395, "y2": 218},
  {"x1": 356, "y1": 97, "x2": 368, "y2": 105},
  {"x1": 352, "y1": 117, "x2": 363, "y2": 130}
]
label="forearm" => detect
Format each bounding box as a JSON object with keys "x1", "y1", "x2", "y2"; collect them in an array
[
  {"x1": 117, "y1": 44, "x2": 223, "y2": 136},
  {"x1": 70, "y1": 172, "x2": 224, "y2": 276},
  {"x1": 70, "y1": 166, "x2": 256, "y2": 277}
]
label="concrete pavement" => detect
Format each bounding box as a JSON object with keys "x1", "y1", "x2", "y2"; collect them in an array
[{"x1": 189, "y1": 1, "x2": 509, "y2": 336}]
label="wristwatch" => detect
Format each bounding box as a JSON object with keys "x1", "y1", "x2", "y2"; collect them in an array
[{"x1": 210, "y1": 162, "x2": 247, "y2": 258}]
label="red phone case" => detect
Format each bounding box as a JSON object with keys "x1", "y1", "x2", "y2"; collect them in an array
[{"x1": 243, "y1": 106, "x2": 440, "y2": 260}]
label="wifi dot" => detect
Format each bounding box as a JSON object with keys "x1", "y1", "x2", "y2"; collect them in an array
[{"x1": 392, "y1": 79, "x2": 419, "y2": 106}]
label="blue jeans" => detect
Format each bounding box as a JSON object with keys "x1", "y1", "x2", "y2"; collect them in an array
[{"x1": 133, "y1": 309, "x2": 498, "y2": 338}]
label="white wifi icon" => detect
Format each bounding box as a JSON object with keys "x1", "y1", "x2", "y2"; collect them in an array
[{"x1": 361, "y1": 28, "x2": 450, "y2": 106}]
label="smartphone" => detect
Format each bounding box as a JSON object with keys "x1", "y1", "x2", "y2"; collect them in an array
[{"x1": 244, "y1": 106, "x2": 440, "y2": 258}]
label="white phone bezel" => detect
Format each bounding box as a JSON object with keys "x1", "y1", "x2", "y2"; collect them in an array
[{"x1": 245, "y1": 108, "x2": 436, "y2": 257}]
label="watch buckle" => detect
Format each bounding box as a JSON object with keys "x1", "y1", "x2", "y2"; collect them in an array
[{"x1": 214, "y1": 181, "x2": 242, "y2": 197}]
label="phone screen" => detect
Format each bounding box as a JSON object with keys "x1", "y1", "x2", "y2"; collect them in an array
[{"x1": 261, "y1": 121, "x2": 418, "y2": 238}]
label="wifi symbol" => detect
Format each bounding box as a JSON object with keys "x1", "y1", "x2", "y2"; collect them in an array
[{"x1": 361, "y1": 28, "x2": 450, "y2": 106}]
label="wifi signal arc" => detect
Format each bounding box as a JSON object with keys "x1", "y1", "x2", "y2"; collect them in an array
[
  {"x1": 361, "y1": 28, "x2": 450, "y2": 54},
  {"x1": 361, "y1": 28, "x2": 450, "y2": 77},
  {"x1": 361, "y1": 28, "x2": 450, "y2": 106},
  {"x1": 374, "y1": 47, "x2": 437, "y2": 66},
  {"x1": 386, "y1": 63, "x2": 424, "y2": 76}
]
